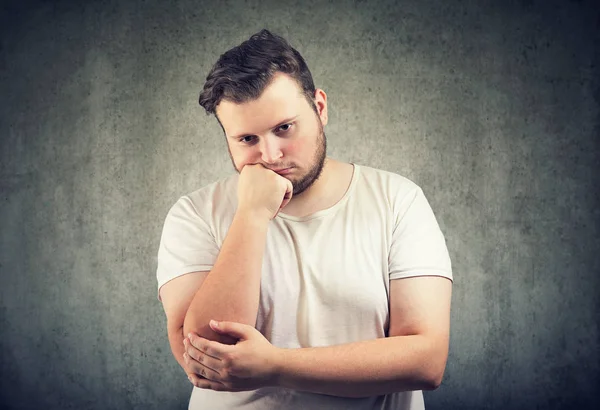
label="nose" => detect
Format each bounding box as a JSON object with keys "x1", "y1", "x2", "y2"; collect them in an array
[{"x1": 259, "y1": 135, "x2": 283, "y2": 164}]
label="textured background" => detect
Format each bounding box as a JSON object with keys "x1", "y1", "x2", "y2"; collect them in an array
[{"x1": 1, "y1": 0, "x2": 598, "y2": 409}]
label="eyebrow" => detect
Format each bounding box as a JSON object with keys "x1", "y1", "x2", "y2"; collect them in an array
[{"x1": 227, "y1": 115, "x2": 299, "y2": 140}]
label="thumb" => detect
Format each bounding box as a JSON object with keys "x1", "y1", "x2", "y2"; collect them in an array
[{"x1": 209, "y1": 320, "x2": 251, "y2": 340}]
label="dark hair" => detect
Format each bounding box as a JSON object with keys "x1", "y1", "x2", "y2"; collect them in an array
[{"x1": 199, "y1": 29, "x2": 317, "y2": 125}]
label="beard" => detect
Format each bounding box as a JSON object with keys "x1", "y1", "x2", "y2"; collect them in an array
[
  {"x1": 227, "y1": 117, "x2": 327, "y2": 196},
  {"x1": 289, "y1": 123, "x2": 327, "y2": 196}
]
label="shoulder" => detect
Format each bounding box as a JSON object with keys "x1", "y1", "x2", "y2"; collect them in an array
[
  {"x1": 355, "y1": 163, "x2": 422, "y2": 202},
  {"x1": 168, "y1": 173, "x2": 239, "y2": 220}
]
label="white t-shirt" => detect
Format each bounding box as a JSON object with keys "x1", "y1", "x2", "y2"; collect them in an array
[{"x1": 156, "y1": 163, "x2": 453, "y2": 410}]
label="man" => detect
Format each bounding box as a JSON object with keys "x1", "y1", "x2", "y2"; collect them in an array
[{"x1": 156, "y1": 29, "x2": 453, "y2": 409}]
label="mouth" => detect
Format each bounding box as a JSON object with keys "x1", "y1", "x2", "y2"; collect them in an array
[{"x1": 273, "y1": 167, "x2": 293, "y2": 175}]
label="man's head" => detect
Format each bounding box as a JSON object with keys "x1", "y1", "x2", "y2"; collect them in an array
[{"x1": 199, "y1": 29, "x2": 329, "y2": 196}]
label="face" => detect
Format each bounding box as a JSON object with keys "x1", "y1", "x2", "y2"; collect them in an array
[{"x1": 216, "y1": 72, "x2": 328, "y2": 196}]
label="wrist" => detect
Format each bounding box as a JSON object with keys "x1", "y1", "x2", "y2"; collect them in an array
[
  {"x1": 235, "y1": 207, "x2": 272, "y2": 225},
  {"x1": 270, "y1": 346, "x2": 288, "y2": 388}
]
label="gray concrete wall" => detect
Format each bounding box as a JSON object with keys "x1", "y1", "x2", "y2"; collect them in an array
[{"x1": 1, "y1": 0, "x2": 598, "y2": 409}]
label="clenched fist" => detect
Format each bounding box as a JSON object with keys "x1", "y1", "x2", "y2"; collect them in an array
[{"x1": 237, "y1": 164, "x2": 293, "y2": 221}]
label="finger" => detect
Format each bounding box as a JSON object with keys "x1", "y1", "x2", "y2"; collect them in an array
[
  {"x1": 209, "y1": 320, "x2": 253, "y2": 340},
  {"x1": 187, "y1": 333, "x2": 233, "y2": 358},
  {"x1": 184, "y1": 351, "x2": 221, "y2": 381},
  {"x1": 188, "y1": 371, "x2": 209, "y2": 386},
  {"x1": 188, "y1": 372, "x2": 205, "y2": 386},
  {"x1": 279, "y1": 194, "x2": 291, "y2": 210},
  {"x1": 284, "y1": 178, "x2": 293, "y2": 201},
  {"x1": 277, "y1": 179, "x2": 293, "y2": 214},
  {"x1": 184, "y1": 345, "x2": 222, "y2": 375},
  {"x1": 190, "y1": 377, "x2": 246, "y2": 392},
  {"x1": 184, "y1": 337, "x2": 221, "y2": 362}
]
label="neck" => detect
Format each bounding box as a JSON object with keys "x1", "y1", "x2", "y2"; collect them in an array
[
  {"x1": 281, "y1": 157, "x2": 340, "y2": 217},
  {"x1": 293, "y1": 157, "x2": 334, "y2": 201}
]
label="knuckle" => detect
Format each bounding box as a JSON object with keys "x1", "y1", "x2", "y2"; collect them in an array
[
  {"x1": 222, "y1": 366, "x2": 233, "y2": 381},
  {"x1": 221, "y1": 353, "x2": 232, "y2": 364}
]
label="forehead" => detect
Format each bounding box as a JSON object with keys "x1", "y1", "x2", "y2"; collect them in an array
[{"x1": 217, "y1": 73, "x2": 306, "y2": 137}]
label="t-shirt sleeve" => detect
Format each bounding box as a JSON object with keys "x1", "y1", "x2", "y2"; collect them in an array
[
  {"x1": 156, "y1": 195, "x2": 219, "y2": 301},
  {"x1": 388, "y1": 185, "x2": 453, "y2": 281}
]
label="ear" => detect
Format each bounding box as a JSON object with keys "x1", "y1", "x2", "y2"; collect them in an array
[{"x1": 313, "y1": 88, "x2": 328, "y2": 126}]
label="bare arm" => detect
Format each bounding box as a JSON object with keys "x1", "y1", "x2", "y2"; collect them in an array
[
  {"x1": 182, "y1": 164, "x2": 292, "y2": 344},
  {"x1": 182, "y1": 210, "x2": 270, "y2": 344},
  {"x1": 275, "y1": 335, "x2": 436, "y2": 397},
  {"x1": 274, "y1": 276, "x2": 452, "y2": 397},
  {"x1": 168, "y1": 328, "x2": 191, "y2": 376}
]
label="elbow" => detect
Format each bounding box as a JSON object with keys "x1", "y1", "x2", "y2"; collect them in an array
[
  {"x1": 420, "y1": 359, "x2": 447, "y2": 391},
  {"x1": 181, "y1": 311, "x2": 197, "y2": 339},
  {"x1": 422, "y1": 370, "x2": 444, "y2": 391},
  {"x1": 182, "y1": 321, "x2": 208, "y2": 342},
  {"x1": 419, "y1": 337, "x2": 449, "y2": 391},
  {"x1": 182, "y1": 311, "x2": 206, "y2": 340},
  {"x1": 183, "y1": 312, "x2": 237, "y2": 345}
]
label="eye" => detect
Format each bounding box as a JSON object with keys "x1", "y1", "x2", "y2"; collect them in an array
[
  {"x1": 239, "y1": 135, "x2": 256, "y2": 144},
  {"x1": 277, "y1": 123, "x2": 293, "y2": 133}
]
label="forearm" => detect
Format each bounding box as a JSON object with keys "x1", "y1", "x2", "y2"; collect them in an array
[
  {"x1": 275, "y1": 335, "x2": 447, "y2": 398},
  {"x1": 183, "y1": 210, "x2": 268, "y2": 344},
  {"x1": 168, "y1": 328, "x2": 189, "y2": 374}
]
